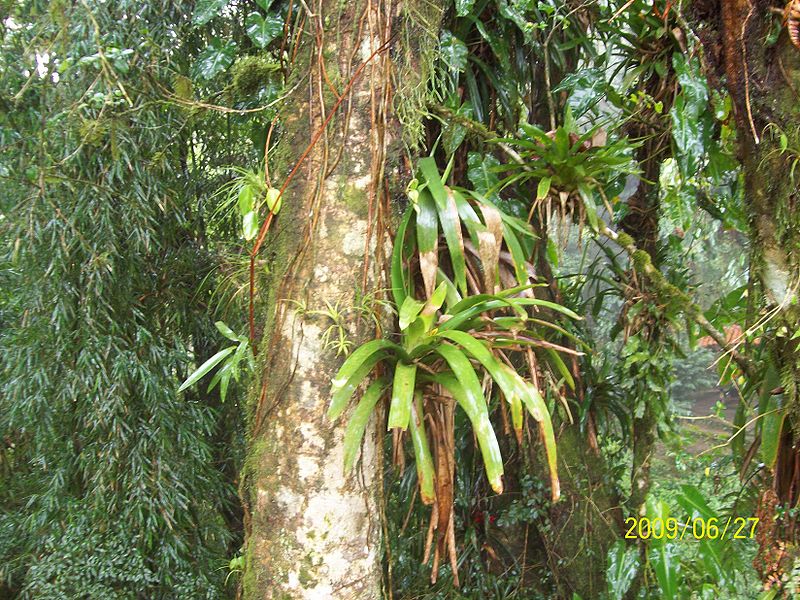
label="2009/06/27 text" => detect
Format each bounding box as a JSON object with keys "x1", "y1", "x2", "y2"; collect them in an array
[{"x1": 624, "y1": 516, "x2": 758, "y2": 540}]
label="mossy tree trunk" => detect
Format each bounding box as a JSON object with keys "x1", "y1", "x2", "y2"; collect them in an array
[
  {"x1": 240, "y1": 2, "x2": 394, "y2": 597},
  {"x1": 696, "y1": 0, "x2": 800, "y2": 571}
]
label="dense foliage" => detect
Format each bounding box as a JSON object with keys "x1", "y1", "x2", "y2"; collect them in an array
[{"x1": 2, "y1": 0, "x2": 798, "y2": 597}]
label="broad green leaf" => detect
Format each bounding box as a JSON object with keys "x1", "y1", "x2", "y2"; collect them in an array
[
  {"x1": 536, "y1": 177, "x2": 552, "y2": 200},
  {"x1": 409, "y1": 392, "x2": 436, "y2": 504},
  {"x1": 192, "y1": 40, "x2": 237, "y2": 80},
  {"x1": 435, "y1": 346, "x2": 504, "y2": 493},
  {"x1": 455, "y1": 0, "x2": 475, "y2": 17},
  {"x1": 343, "y1": 378, "x2": 388, "y2": 472},
  {"x1": 242, "y1": 210, "x2": 259, "y2": 241},
  {"x1": 467, "y1": 152, "x2": 501, "y2": 197},
  {"x1": 265, "y1": 187, "x2": 282, "y2": 214},
  {"x1": 246, "y1": 12, "x2": 284, "y2": 48},
  {"x1": 646, "y1": 499, "x2": 679, "y2": 599},
  {"x1": 606, "y1": 540, "x2": 638, "y2": 600},
  {"x1": 388, "y1": 361, "x2": 417, "y2": 430},
  {"x1": 193, "y1": 0, "x2": 228, "y2": 25},
  {"x1": 179, "y1": 346, "x2": 236, "y2": 391},
  {"x1": 328, "y1": 350, "x2": 390, "y2": 420},
  {"x1": 399, "y1": 296, "x2": 425, "y2": 332},
  {"x1": 439, "y1": 30, "x2": 468, "y2": 72},
  {"x1": 238, "y1": 183, "x2": 254, "y2": 214}
]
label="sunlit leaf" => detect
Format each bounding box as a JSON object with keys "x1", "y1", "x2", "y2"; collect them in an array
[{"x1": 179, "y1": 346, "x2": 236, "y2": 391}]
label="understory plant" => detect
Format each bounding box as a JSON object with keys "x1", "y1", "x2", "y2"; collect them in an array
[{"x1": 328, "y1": 157, "x2": 584, "y2": 580}]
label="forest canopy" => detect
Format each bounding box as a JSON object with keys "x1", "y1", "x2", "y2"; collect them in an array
[{"x1": 1, "y1": 0, "x2": 799, "y2": 598}]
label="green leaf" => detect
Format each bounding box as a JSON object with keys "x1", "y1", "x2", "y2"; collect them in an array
[
  {"x1": 388, "y1": 361, "x2": 417, "y2": 430},
  {"x1": 409, "y1": 392, "x2": 436, "y2": 504},
  {"x1": 761, "y1": 395, "x2": 786, "y2": 469},
  {"x1": 419, "y1": 158, "x2": 468, "y2": 295},
  {"x1": 435, "y1": 346, "x2": 504, "y2": 493},
  {"x1": 455, "y1": 0, "x2": 475, "y2": 17},
  {"x1": 343, "y1": 378, "x2": 388, "y2": 472},
  {"x1": 238, "y1": 184, "x2": 254, "y2": 214},
  {"x1": 192, "y1": 40, "x2": 237, "y2": 80},
  {"x1": 536, "y1": 176, "x2": 551, "y2": 200},
  {"x1": 545, "y1": 347, "x2": 575, "y2": 390},
  {"x1": 242, "y1": 210, "x2": 259, "y2": 241},
  {"x1": 329, "y1": 349, "x2": 392, "y2": 420},
  {"x1": 179, "y1": 346, "x2": 236, "y2": 392},
  {"x1": 193, "y1": 0, "x2": 228, "y2": 25},
  {"x1": 415, "y1": 189, "x2": 439, "y2": 298},
  {"x1": 265, "y1": 187, "x2": 282, "y2": 213},
  {"x1": 518, "y1": 381, "x2": 559, "y2": 500},
  {"x1": 439, "y1": 30, "x2": 468, "y2": 72},
  {"x1": 398, "y1": 296, "x2": 425, "y2": 331},
  {"x1": 437, "y1": 188, "x2": 468, "y2": 294},
  {"x1": 215, "y1": 321, "x2": 243, "y2": 342},
  {"x1": 391, "y1": 208, "x2": 413, "y2": 307},
  {"x1": 246, "y1": 12, "x2": 284, "y2": 48},
  {"x1": 577, "y1": 184, "x2": 599, "y2": 232},
  {"x1": 606, "y1": 540, "x2": 638, "y2": 600}
]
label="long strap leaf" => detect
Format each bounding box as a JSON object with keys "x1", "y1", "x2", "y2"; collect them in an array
[
  {"x1": 329, "y1": 339, "x2": 404, "y2": 419},
  {"x1": 409, "y1": 392, "x2": 436, "y2": 504},
  {"x1": 419, "y1": 158, "x2": 468, "y2": 295},
  {"x1": 388, "y1": 361, "x2": 417, "y2": 430},
  {"x1": 433, "y1": 346, "x2": 504, "y2": 494},
  {"x1": 343, "y1": 378, "x2": 388, "y2": 473}
]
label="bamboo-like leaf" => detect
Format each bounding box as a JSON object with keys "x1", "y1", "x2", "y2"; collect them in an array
[
  {"x1": 415, "y1": 189, "x2": 439, "y2": 299},
  {"x1": 388, "y1": 361, "x2": 417, "y2": 430},
  {"x1": 434, "y1": 346, "x2": 504, "y2": 493},
  {"x1": 545, "y1": 348, "x2": 575, "y2": 391},
  {"x1": 409, "y1": 392, "x2": 436, "y2": 504},
  {"x1": 179, "y1": 346, "x2": 236, "y2": 392},
  {"x1": 343, "y1": 378, "x2": 388, "y2": 472},
  {"x1": 215, "y1": 320, "x2": 244, "y2": 342}
]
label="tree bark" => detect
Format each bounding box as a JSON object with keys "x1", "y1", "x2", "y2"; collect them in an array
[{"x1": 241, "y1": 2, "x2": 394, "y2": 597}]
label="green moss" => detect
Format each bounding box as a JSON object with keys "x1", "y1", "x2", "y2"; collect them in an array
[
  {"x1": 616, "y1": 231, "x2": 634, "y2": 248},
  {"x1": 341, "y1": 181, "x2": 369, "y2": 218},
  {"x1": 232, "y1": 55, "x2": 280, "y2": 97},
  {"x1": 631, "y1": 249, "x2": 652, "y2": 272}
]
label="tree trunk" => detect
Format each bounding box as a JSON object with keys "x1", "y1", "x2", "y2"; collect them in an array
[
  {"x1": 697, "y1": 0, "x2": 800, "y2": 578},
  {"x1": 241, "y1": 3, "x2": 393, "y2": 597}
]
